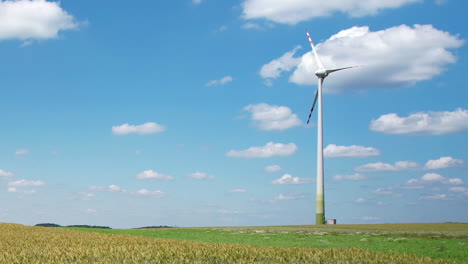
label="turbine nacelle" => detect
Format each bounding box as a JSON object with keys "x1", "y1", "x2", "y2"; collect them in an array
[{"x1": 314, "y1": 68, "x2": 328, "y2": 79}]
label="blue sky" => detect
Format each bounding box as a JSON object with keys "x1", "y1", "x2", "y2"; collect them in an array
[{"x1": 0, "y1": 0, "x2": 467, "y2": 228}]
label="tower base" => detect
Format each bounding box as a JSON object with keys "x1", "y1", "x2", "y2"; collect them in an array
[{"x1": 316, "y1": 213, "x2": 325, "y2": 225}]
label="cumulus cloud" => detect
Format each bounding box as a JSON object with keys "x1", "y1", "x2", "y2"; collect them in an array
[
  {"x1": 272, "y1": 174, "x2": 313, "y2": 184},
  {"x1": 0, "y1": 169, "x2": 14, "y2": 178},
  {"x1": 260, "y1": 46, "x2": 302, "y2": 85},
  {"x1": 424, "y1": 156, "x2": 464, "y2": 170},
  {"x1": 263, "y1": 25, "x2": 463, "y2": 93},
  {"x1": 355, "y1": 161, "x2": 420, "y2": 172},
  {"x1": 8, "y1": 179, "x2": 44, "y2": 187},
  {"x1": 188, "y1": 172, "x2": 215, "y2": 180},
  {"x1": 243, "y1": 103, "x2": 301, "y2": 131},
  {"x1": 226, "y1": 142, "x2": 297, "y2": 158},
  {"x1": 136, "y1": 170, "x2": 173, "y2": 181},
  {"x1": 406, "y1": 173, "x2": 464, "y2": 187},
  {"x1": 264, "y1": 165, "x2": 282, "y2": 173},
  {"x1": 333, "y1": 173, "x2": 367, "y2": 181},
  {"x1": 0, "y1": 0, "x2": 80, "y2": 42},
  {"x1": 324, "y1": 144, "x2": 380, "y2": 158},
  {"x1": 205, "y1": 76, "x2": 233, "y2": 87},
  {"x1": 370, "y1": 109, "x2": 468, "y2": 135},
  {"x1": 134, "y1": 189, "x2": 164, "y2": 198},
  {"x1": 242, "y1": 0, "x2": 420, "y2": 24},
  {"x1": 112, "y1": 122, "x2": 166, "y2": 135},
  {"x1": 227, "y1": 189, "x2": 247, "y2": 193}
]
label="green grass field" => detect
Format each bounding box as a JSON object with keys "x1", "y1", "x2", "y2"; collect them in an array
[
  {"x1": 68, "y1": 223, "x2": 468, "y2": 263},
  {"x1": 1, "y1": 223, "x2": 466, "y2": 263}
]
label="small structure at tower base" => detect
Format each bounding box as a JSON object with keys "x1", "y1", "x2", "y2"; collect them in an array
[{"x1": 327, "y1": 219, "x2": 337, "y2": 225}]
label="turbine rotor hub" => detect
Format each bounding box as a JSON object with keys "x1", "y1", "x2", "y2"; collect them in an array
[{"x1": 315, "y1": 68, "x2": 328, "y2": 78}]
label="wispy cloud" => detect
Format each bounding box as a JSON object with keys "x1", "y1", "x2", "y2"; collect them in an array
[
  {"x1": 226, "y1": 142, "x2": 297, "y2": 158},
  {"x1": 272, "y1": 174, "x2": 313, "y2": 185},
  {"x1": 355, "y1": 161, "x2": 420, "y2": 172},
  {"x1": 112, "y1": 122, "x2": 166, "y2": 135},
  {"x1": 227, "y1": 189, "x2": 247, "y2": 193},
  {"x1": 136, "y1": 170, "x2": 174, "y2": 181},
  {"x1": 242, "y1": 0, "x2": 421, "y2": 24},
  {"x1": 260, "y1": 46, "x2": 301, "y2": 86},
  {"x1": 324, "y1": 144, "x2": 380, "y2": 158},
  {"x1": 264, "y1": 165, "x2": 282, "y2": 173},
  {"x1": 0, "y1": 169, "x2": 14, "y2": 178},
  {"x1": 15, "y1": 149, "x2": 29, "y2": 156},
  {"x1": 188, "y1": 172, "x2": 215, "y2": 180},
  {"x1": 205, "y1": 76, "x2": 233, "y2": 87},
  {"x1": 334, "y1": 173, "x2": 367, "y2": 181}
]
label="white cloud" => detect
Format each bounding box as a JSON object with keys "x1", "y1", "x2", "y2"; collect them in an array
[
  {"x1": 85, "y1": 208, "x2": 97, "y2": 214},
  {"x1": 266, "y1": 25, "x2": 463, "y2": 93},
  {"x1": 272, "y1": 174, "x2": 313, "y2": 185},
  {"x1": 7, "y1": 187, "x2": 36, "y2": 194},
  {"x1": 370, "y1": 109, "x2": 468, "y2": 135},
  {"x1": 205, "y1": 76, "x2": 233, "y2": 87},
  {"x1": 324, "y1": 144, "x2": 380, "y2": 158},
  {"x1": 418, "y1": 194, "x2": 451, "y2": 200},
  {"x1": 421, "y1": 173, "x2": 445, "y2": 182},
  {"x1": 136, "y1": 170, "x2": 173, "y2": 181},
  {"x1": 424, "y1": 156, "x2": 464, "y2": 170},
  {"x1": 264, "y1": 165, "x2": 282, "y2": 173},
  {"x1": 188, "y1": 172, "x2": 215, "y2": 180},
  {"x1": 0, "y1": 0, "x2": 79, "y2": 41},
  {"x1": 226, "y1": 142, "x2": 297, "y2": 158},
  {"x1": 0, "y1": 169, "x2": 14, "y2": 178},
  {"x1": 242, "y1": 0, "x2": 420, "y2": 24},
  {"x1": 405, "y1": 173, "x2": 463, "y2": 187},
  {"x1": 333, "y1": 173, "x2": 367, "y2": 181},
  {"x1": 8, "y1": 179, "x2": 44, "y2": 187},
  {"x1": 134, "y1": 189, "x2": 165, "y2": 198},
  {"x1": 112, "y1": 122, "x2": 166, "y2": 135},
  {"x1": 108, "y1": 184, "x2": 122, "y2": 192},
  {"x1": 15, "y1": 149, "x2": 29, "y2": 155},
  {"x1": 447, "y1": 178, "x2": 463, "y2": 185},
  {"x1": 192, "y1": 0, "x2": 203, "y2": 4},
  {"x1": 243, "y1": 103, "x2": 301, "y2": 131},
  {"x1": 260, "y1": 46, "x2": 302, "y2": 85},
  {"x1": 355, "y1": 161, "x2": 420, "y2": 172},
  {"x1": 227, "y1": 189, "x2": 247, "y2": 193}
]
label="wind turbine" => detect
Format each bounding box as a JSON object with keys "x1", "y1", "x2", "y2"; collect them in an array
[{"x1": 305, "y1": 29, "x2": 357, "y2": 225}]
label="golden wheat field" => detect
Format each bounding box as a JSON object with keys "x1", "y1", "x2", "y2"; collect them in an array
[{"x1": 0, "y1": 223, "x2": 461, "y2": 264}]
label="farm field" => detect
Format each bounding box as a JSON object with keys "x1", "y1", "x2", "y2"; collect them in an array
[
  {"x1": 69, "y1": 223, "x2": 468, "y2": 263},
  {"x1": 1, "y1": 223, "x2": 466, "y2": 263}
]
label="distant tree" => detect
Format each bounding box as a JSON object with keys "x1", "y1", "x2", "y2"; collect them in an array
[
  {"x1": 66, "y1": 225, "x2": 111, "y2": 229},
  {"x1": 35, "y1": 223, "x2": 61, "y2": 227},
  {"x1": 133, "y1": 225, "x2": 175, "y2": 229}
]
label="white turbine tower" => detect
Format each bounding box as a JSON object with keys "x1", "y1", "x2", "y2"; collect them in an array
[{"x1": 305, "y1": 30, "x2": 357, "y2": 225}]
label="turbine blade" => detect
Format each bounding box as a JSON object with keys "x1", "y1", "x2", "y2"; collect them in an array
[
  {"x1": 306, "y1": 29, "x2": 324, "y2": 69},
  {"x1": 326, "y1": 66, "x2": 359, "y2": 74},
  {"x1": 307, "y1": 89, "x2": 319, "y2": 124}
]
